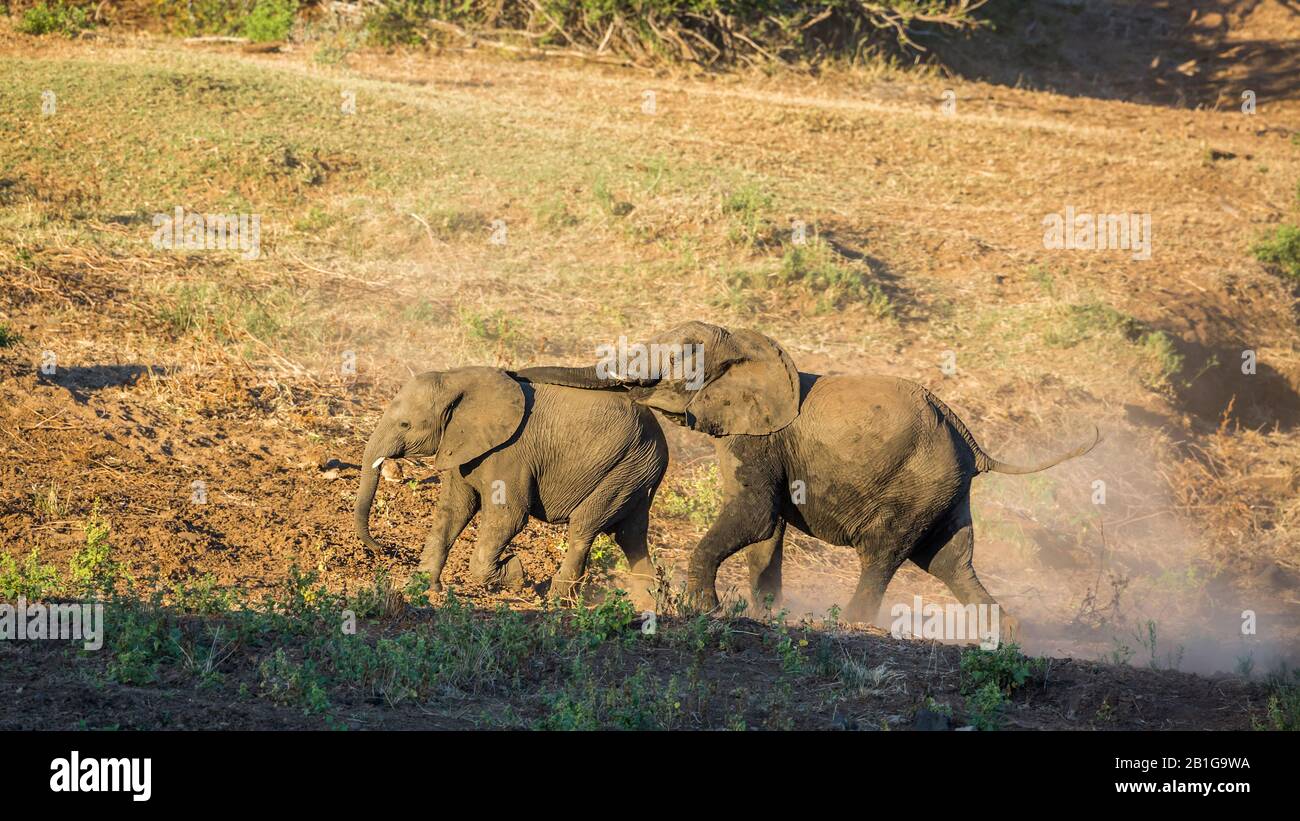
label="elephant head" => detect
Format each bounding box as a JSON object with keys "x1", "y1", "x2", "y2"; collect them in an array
[
  {"x1": 515, "y1": 321, "x2": 800, "y2": 437},
  {"x1": 355, "y1": 367, "x2": 525, "y2": 552}
]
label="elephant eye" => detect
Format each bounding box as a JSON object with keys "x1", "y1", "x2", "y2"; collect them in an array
[{"x1": 399, "y1": 421, "x2": 410, "y2": 429}]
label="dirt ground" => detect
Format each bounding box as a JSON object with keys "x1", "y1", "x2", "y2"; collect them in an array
[{"x1": 1, "y1": 1, "x2": 1298, "y2": 729}]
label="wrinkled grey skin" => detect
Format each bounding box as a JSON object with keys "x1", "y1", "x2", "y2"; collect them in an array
[
  {"x1": 356, "y1": 367, "x2": 667, "y2": 604},
  {"x1": 515, "y1": 322, "x2": 1098, "y2": 630}
]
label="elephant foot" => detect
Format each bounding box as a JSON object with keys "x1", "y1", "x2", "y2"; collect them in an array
[
  {"x1": 995, "y1": 611, "x2": 1021, "y2": 647},
  {"x1": 416, "y1": 549, "x2": 444, "y2": 579},
  {"x1": 468, "y1": 554, "x2": 526, "y2": 593},
  {"x1": 748, "y1": 587, "x2": 781, "y2": 616},
  {"x1": 841, "y1": 601, "x2": 879, "y2": 627},
  {"x1": 416, "y1": 572, "x2": 444, "y2": 594},
  {"x1": 547, "y1": 572, "x2": 579, "y2": 603},
  {"x1": 682, "y1": 581, "x2": 720, "y2": 615},
  {"x1": 500, "y1": 555, "x2": 526, "y2": 593},
  {"x1": 623, "y1": 564, "x2": 657, "y2": 612}
]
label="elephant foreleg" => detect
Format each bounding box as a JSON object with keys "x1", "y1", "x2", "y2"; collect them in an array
[
  {"x1": 468, "y1": 507, "x2": 529, "y2": 592},
  {"x1": 844, "y1": 547, "x2": 903, "y2": 626},
  {"x1": 417, "y1": 476, "x2": 479, "y2": 592},
  {"x1": 686, "y1": 498, "x2": 779, "y2": 614}
]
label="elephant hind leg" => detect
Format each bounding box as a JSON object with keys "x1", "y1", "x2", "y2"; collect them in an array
[
  {"x1": 744, "y1": 518, "x2": 785, "y2": 615},
  {"x1": 549, "y1": 523, "x2": 596, "y2": 603},
  {"x1": 549, "y1": 479, "x2": 633, "y2": 603},
  {"x1": 613, "y1": 497, "x2": 656, "y2": 611},
  {"x1": 912, "y1": 507, "x2": 1017, "y2": 641}
]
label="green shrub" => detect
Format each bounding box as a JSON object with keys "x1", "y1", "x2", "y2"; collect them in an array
[
  {"x1": 1252, "y1": 224, "x2": 1300, "y2": 281},
  {"x1": 169, "y1": 573, "x2": 236, "y2": 615},
  {"x1": 539, "y1": 660, "x2": 686, "y2": 730},
  {"x1": 0, "y1": 549, "x2": 62, "y2": 600},
  {"x1": 69, "y1": 507, "x2": 119, "y2": 597},
  {"x1": 241, "y1": 0, "x2": 298, "y2": 42},
  {"x1": 0, "y1": 323, "x2": 19, "y2": 348},
  {"x1": 259, "y1": 648, "x2": 331, "y2": 713},
  {"x1": 265, "y1": 564, "x2": 347, "y2": 634},
  {"x1": 572, "y1": 589, "x2": 637, "y2": 646},
  {"x1": 106, "y1": 601, "x2": 177, "y2": 685},
  {"x1": 153, "y1": 0, "x2": 257, "y2": 36},
  {"x1": 364, "y1": 0, "x2": 441, "y2": 46},
  {"x1": 402, "y1": 571, "x2": 433, "y2": 605},
  {"x1": 16, "y1": 1, "x2": 92, "y2": 37},
  {"x1": 347, "y1": 567, "x2": 404, "y2": 618},
  {"x1": 967, "y1": 681, "x2": 1005, "y2": 730},
  {"x1": 959, "y1": 642, "x2": 1043, "y2": 696}
]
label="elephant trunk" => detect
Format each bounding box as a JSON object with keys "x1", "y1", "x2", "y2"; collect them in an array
[
  {"x1": 512, "y1": 364, "x2": 630, "y2": 390},
  {"x1": 354, "y1": 426, "x2": 395, "y2": 552}
]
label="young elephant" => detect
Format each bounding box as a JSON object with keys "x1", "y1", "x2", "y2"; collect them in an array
[
  {"x1": 354, "y1": 367, "x2": 667, "y2": 603},
  {"x1": 516, "y1": 322, "x2": 1099, "y2": 631}
]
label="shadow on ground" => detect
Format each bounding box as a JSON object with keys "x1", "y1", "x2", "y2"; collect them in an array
[{"x1": 939, "y1": 0, "x2": 1300, "y2": 111}]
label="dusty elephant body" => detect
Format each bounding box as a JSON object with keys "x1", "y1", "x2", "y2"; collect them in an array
[
  {"x1": 355, "y1": 367, "x2": 667, "y2": 603},
  {"x1": 515, "y1": 322, "x2": 1098, "y2": 629}
]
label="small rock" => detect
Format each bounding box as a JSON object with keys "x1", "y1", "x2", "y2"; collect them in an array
[
  {"x1": 831, "y1": 716, "x2": 860, "y2": 731},
  {"x1": 913, "y1": 708, "x2": 952, "y2": 731}
]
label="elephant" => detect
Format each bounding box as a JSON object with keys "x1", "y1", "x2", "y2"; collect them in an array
[
  {"x1": 355, "y1": 366, "x2": 668, "y2": 604},
  {"x1": 513, "y1": 322, "x2": 1098, "y2": 631}
]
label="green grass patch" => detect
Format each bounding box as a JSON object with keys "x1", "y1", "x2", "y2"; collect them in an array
[
  {"x1": 152, "y1": 278, "x2": 323, "y2": 353},
  {"x1": 777, "y1": 238, "x2": 894, "y2": 316},
  {"x1": 1042, "y1": 300, "x2": 1184, "y2": 391},
  {"x1": 0, "y1": 323, "x2": 20, "y2": 348},
  {"x1": 1254, "y1": 667, "x2": 1300, "y2": 731},
  {"x1": 1252, "y1": 223, "x2": 1300, "y2": 282},
  {"x1": 69, "y1": 505, "x2": 119, "y2": 598},
  {"x1": 722, "y1": 183, "x2": 776, "y2": 248},
  {"x1": 718, "y1": 237, "x2": 895, "y2": 318}
]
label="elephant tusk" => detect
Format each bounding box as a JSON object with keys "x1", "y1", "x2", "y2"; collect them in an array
[{"x1": 371, "y1": 457, "x2": 385, "y2": 469}]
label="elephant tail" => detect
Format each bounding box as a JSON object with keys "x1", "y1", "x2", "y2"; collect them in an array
[
  {"x1": 977, "y1": 424, "x2": 1100, "y2": 475},
  {"x1": 925, "y1": 389, "x2": 1100, "y2": 475}
]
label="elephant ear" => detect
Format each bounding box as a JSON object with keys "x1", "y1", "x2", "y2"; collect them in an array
[
  {"x1": 686, "y1": 327, "x2": 801, "y2": 436},
  {"x1": 434, "y1": 367, "x2": 525, "y2": 469}
]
